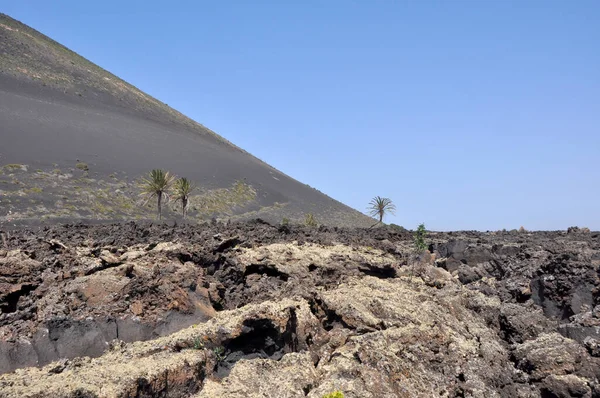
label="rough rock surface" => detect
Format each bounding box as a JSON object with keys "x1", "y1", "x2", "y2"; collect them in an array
[{"x1": 0, "y1": 222, "x2": 599, "y2": 397}]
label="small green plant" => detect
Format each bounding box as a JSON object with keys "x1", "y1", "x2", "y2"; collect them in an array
[
  {"x1": 322, "y1": 392, "x2": 344, "y2": 398},
  {"x1": 76, "y1": 162, "x2": 89, "y2": 171},
  {"x1": 192, "y1": 336, "x2": 204, "y2": 350},
  {"x1": 414, "y1": 223, "x2": 427, "y2": 252},
  {"x1": 213, "y1": 346, "x2": 227, "y2": 362},
  {"x1": 281, "y1": 217, "x2": 290, "y2": 226},
  {"x1": 305, "y1": 213, "x2": 317, "y2": 227}
]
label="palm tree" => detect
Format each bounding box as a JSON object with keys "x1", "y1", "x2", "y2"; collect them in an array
[
  {"x1": 367, "y1": 196, "x2": 396, "y2": 223},
  {"x1": 140, "y1": 169, "x2": 175, "y2": 220},
  {"x1": 173, "y1": 177, "x2": 194, "y2": 219}
]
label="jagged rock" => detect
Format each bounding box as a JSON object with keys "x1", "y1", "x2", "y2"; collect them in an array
[
  {"x1": 0, "y1": 222, "x2": 598, "y2": 397},
  {"x1": 512, "y1": 333, "x2": 600, "y2": 382},
  {"x1": 539, "y1": 374, "x2": 592, "y2": 398},
  {"x1": 0, "y1": 299, "x2": 312, "y2": 398},
  {"x1": 498, "y1": 303, "x2": 553, "y2": 344},
  {"x1": 583, "y1": 336, "x2": 600, "y2": 357},
  {"x1": 198, "y1": 353, "x2": 318, "y2": 398}
]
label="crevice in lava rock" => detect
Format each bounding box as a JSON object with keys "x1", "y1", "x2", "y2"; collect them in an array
[
  {"x1": 213, "y1": 237, "x2": 242, "y2": 254},
  {"x1": 540, "y1": 388, "x2": 560, "y2": 398},
  {"x1": 132, "y1": 362, "x2": 206, "y2": 398},
  {"x1": 170, "y1": 250, "x2": 193, "y2": 263},
  {"x1": 66, "y1": 388, "x2": 98, "y2": 398},
  {"x1": 302, "y1": 384, "x2": 314, "y2": 395},
  {"x1": 83, "y1": 259, "x2": 123, "y2": 276},
  {"x1": 357, "y1": 262, "x2": 396, "y2": 279},
  {"x1": 282, "y1": 307, "x2": 299, "y2": 352},
  {"x1": 244, "y1": 263, "x2": 289, "y2": 281},
  {"x1": 498, "y1": 313, "x2": 523, "y2": 344},
  {"x1": 204, "y1": 254, "x2": 229, "y2": 276},
  {"x1": 215, "y1": 308, "x2": 300, "y2": 377},
  {"x1": 309, "y1": 298, "x2": 354, "y2": 331},
  {"x1": 0, "y1": 284, "x2": 37, "y2": 314}
]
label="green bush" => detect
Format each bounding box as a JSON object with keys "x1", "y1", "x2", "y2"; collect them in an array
[
  {"x1": 305, "y1": 213, "x2": 317, "y2": 227},
  {"x1": 414, "y1": 223, "x2": 427, "y2": 252},
  {"x1": 192, "y1": 336, "x2": 204, "y2": 350},
  {"x1": 322, "y1": 392, "x2": 344, "y2": 398},
  {"x1": 76, "y1": 162, "x2": 89, "y2": 171}
]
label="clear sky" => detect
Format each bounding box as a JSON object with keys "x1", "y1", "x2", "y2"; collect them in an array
[{"x1": 4, "y1": 1, "x2": 599, "y2": 231}]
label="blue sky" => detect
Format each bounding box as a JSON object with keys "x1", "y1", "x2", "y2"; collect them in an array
[{"x1": 4, "y1": 1, "x2": 599, "y2": 230}]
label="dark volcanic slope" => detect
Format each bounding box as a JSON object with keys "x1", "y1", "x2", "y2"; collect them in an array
[{"x1": 0, "y1": 14, "x2": 371, "y2": 227}]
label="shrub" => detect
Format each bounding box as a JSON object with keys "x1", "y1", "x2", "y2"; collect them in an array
[
  {"x1": 76, "y1": 162, "x2": 89, "y2": 171},
  {"x1": 2, "y1": 164, "x2": 27, "y2": 172},
  {"x1": 281, "y1": 217, "x2": 290, "y2": 226},
  {"x1": 414, "y1": 223, "x2": 427, "y2": 252},
  {"x1": 519, "y1": 226, "x2": 527, "y2": 233},
  {"x1": 213, "y1": 346, "x2": 226, "y2": 363},
  {"x1": 322, "y1": 392, "x2": 344, "y2": 398},
  {"x1": 192, "y1": 336, "x2": 204, "y2": 350},
  {"x1": 305, "y1": 213, "x2": 317, "y2": 227}
]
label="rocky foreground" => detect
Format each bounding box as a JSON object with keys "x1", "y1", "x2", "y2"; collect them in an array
[{"x1": 0, "y1": 222, "x2": 599, "y2": 397}]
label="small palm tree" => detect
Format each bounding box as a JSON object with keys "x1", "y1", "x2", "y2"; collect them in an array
[
  {"x1": 140, "y1": 169, "x2": 175, "y2": 220},
  {"x1": 367, "y1": 196, "x2": 396, "y2": 223},
  {"x1": 173, "y1": 177, "x2": 194, "y2": 219}
]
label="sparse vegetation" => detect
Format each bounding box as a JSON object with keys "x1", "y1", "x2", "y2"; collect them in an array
[
  {"x1": 322, "y1": 392, "x2": 344, "y2": 398},
  {"x1": 305, "y1": 213, "x2": 318, "y2": 227},
  {"x1": 519, "y1": 226, "x2": 527, "y2": 233},
  {"x1": 76, "y1": 162, "x2": 89, "y2": 171},
  {"x1": 173, "y1": 177, "x2": 194, "y2": 219},
  {"x1": 139, "y1": 169, "x2": 176, "y2": 220},
  {"x1": 213, "y1": 346, "x2": 226, "y2": 363},
  {"x1": 192, "y1": 336, "x2": 204, "y2": 350},
  {"x1": 25, "y1": 187, "x2": 43, "y2": 194},
  {"x1": 367, "y1": 196, "x2": 396, "y2": 223},
  {"x1": 281, "y1": 217, "x2": 290, "y2": 226},
  {"x1": 192, "y1": 180, "x2": 256, "y2": 218},
  {"x1": 1, "y1": 164, "x2": 27, "y2": 172},
  {"x1": 414, "y1": 223, "x2": 427, "y2": 252}
]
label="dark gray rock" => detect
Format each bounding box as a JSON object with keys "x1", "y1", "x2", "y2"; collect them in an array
[{"x1": 540, "y1": 374, "x2": 592, "y2": 398}]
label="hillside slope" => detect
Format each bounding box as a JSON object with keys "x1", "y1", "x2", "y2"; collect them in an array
[{"x1": 0, "y1": 13, "x2": 372, "y2": 227}]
